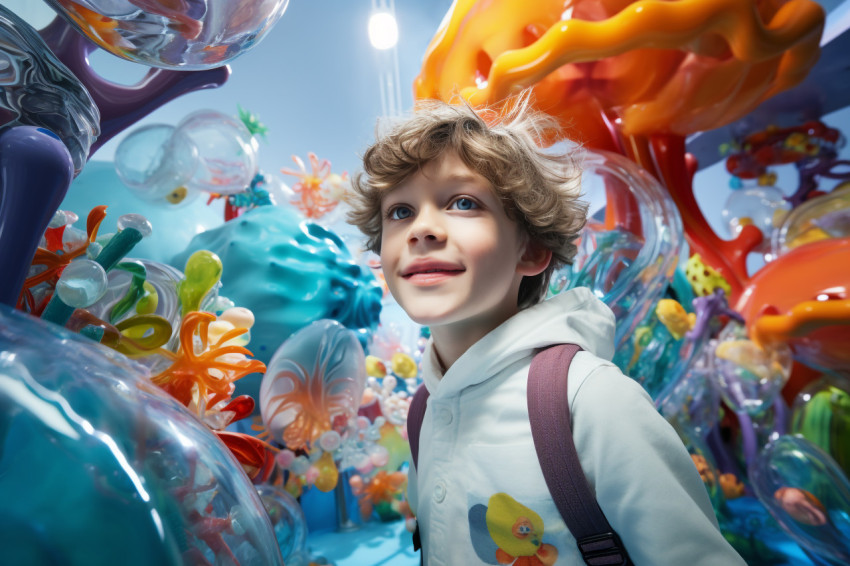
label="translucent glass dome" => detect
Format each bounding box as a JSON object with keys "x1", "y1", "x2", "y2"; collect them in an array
[
  {"x1": 45, "y1": 0, "x2": 291, "y2": 70},
  {"x1": 550, "y1": 148, "x2": 685, "y2": 350},
  {"x1": 0, "y1": 305, "x2": 283, "y2": 566}
]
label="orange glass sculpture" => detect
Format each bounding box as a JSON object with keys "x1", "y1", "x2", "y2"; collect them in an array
[
  {"x1": 349, "y1": 470, "x2": 407, "y2": 520},
  {"x1": 280, "y1": 152, "x2": 348, "y2": 219},
  {"x1": 259, "y1": 320, "x2": 367, "y2": 452},
  {"x1": 18, "y1": 205, "x2": 107, "y2": 313},
  {"x1": 151, "y1": 311, "x2": 266, "y2": 411},
  {"x1": 413, "y1": 0, "x2": 850, "y2": 380},
  {"x1": 414, "y1": 0, "x2": 825, "y2": 302},
  {"x1": 150, "y1": 310, "x2": 271, "y2": 480},
  {"x1": 738, "y1": 237, "x2": 850, "y2": 371}
]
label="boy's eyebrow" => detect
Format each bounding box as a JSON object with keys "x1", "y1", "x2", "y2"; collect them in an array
[{"x1": 443, "y1": 173, "x2": 483, "y2": 184}]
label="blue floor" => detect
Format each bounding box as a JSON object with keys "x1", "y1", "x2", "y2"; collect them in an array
[{"x1": 307, "y1": 519, "x2": 418, "y2": 566}]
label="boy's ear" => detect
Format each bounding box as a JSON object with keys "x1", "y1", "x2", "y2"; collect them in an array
[{"x1": 517, "y1": 241, "x2": 552, "y2": 277}]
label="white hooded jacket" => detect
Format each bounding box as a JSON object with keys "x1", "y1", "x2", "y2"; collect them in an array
[{"x1": 408, "y1": 287, "x2": 746, "y2": 566}]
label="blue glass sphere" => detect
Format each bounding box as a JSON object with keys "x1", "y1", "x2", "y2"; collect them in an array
[{"x1": 0, "y1": 305, "x2": 283, "y2": 566}]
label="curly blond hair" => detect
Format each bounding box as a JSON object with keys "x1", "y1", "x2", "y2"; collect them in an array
[{"x1": 347, "y1": 92, "x2": 587, "y2": 308}]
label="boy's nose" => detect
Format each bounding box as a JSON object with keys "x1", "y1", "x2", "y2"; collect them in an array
[{"x1": 407, "y1": 207, "x2": 446, "y2": 245}]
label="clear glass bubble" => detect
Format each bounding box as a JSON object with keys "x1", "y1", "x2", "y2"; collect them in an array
[
  {"x1": 259, "y1": 320, "x2": 366, "y2": 449},
  {"x1": 49, "y1": 209, "x2": 77, "y2": 229},
  {"x1": 368, "y1": 444, "x2": 389, "y2": 467},
  {"x1": 771, "y1": 183, "x2": 850, "y2": 258},
  {"x1": 117, "y1": 213, "x2": 153, "y2": 238},
  {"x1": 318, "y1": 430, "x2": 341, "y2": 452},
  {"x1": 275, "y1": 449, "x2": 295, "y2": 470},
  {"x1": 56, "y1": 258, "x2": 109, "y2": 308},
  {"x1": 548, "y1": 147, "x2": 684, "y2": 352},
  {"x1": 721, "y1": 185, "x2": 791, "y2": 250},
  {"x1": 115, "y1": 124, "x2": 200, "y2": 205},
  {"x1": 44, "y1": 0, "x2": 291, "y2": 70},
  {"x1": 291, "y1": 456, "x2": 311, "y2": 476},
  {"x1": 711, "y1": 322, "x2": 792, "y2": 416},
  {"x1": 750, "y1": 435, "x2": 850, "y2": 564},
  {"x1": 658, "y1": 349, "x2": 721, "y2": 437},
  {"x1": 175, "y1": 110, "x2": 259, "y2": 195}
]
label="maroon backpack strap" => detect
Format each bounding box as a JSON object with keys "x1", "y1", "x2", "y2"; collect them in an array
[
  {"x1": 528, "y1": 344, "x2": 632, "y2": 566},
  {"x1": 408, "y1": 384, "x2": 430, "y2": 472},
  {"x1": 407, "y1": 384, "x2": 430, "y2": 554}
]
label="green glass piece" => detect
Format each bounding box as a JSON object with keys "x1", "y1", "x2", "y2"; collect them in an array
[
  {"x1": 110, "y1": 261, "x2": 148, "y2": 323},
  {"x1": 791, "y1": 377, "x2": 850, "y2": 479},
  {"x1": 177, "y1": 250, "x2": 222, "y2": 317},
  {"x1": 96, "y1": 227, "x2": 143, "y2": 272},
  {"x1": 41, "y1": 295, "x2": 76, "y2": 326},
  {"x1": 115, "y1": 314, "x2": 172, "y2": 356},
  {"x1": 136, "y1": 281, "x2": 159, "y2": 315}
]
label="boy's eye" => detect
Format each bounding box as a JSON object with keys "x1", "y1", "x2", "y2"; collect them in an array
[
  {"x1": 389, "y1": 206, "x2": 413, "y2": 220},
  {"x1": 451, "y1": 197, "x2": 477, "y2": 211}
]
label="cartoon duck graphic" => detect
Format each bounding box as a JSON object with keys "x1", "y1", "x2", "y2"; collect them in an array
[{"x1": 469, "y1": 493, "x2": 558, "y2": 565}]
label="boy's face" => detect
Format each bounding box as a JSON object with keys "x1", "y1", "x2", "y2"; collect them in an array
[{"x1": 379, "y1": 152, "x2": 541, "y2": 338}]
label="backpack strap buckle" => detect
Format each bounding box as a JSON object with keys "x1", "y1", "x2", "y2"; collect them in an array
[
  {"x1": 577, "y1": 531, "x2": 629, "y2": 566},
  {"x1": 412, "y1": 522, "x2": 422, "y2": 551}
]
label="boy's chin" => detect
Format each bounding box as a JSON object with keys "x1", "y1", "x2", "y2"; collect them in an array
[
  {"x1": 398, "y1": 305, "x2": 457, "y2": 328},
  {"x1": 405, "y1": 311, "x2": 448, "y2": 327}
]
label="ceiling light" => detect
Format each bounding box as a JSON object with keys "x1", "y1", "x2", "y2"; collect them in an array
[{"x1": 369, "y1": 12, "x2": 398, "y2": 50}]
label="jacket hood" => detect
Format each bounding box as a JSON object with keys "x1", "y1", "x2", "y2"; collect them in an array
[{"x1": 421, "y1": 286, "x2": 616, "y2": 398}]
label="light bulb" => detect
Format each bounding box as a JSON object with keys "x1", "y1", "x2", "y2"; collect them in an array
[{"x1": 368, "y1": 12, "x2": 398, "y2": 50}]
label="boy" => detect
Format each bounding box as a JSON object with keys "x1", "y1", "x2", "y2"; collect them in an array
[{"x1": 347, "y1": 94, "x2": 745, "y2": 565}]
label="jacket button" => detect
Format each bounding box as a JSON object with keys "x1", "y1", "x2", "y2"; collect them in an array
[
  {"x1": 434, "y1": 481, "x2": 446, "y2": 503},
  {"x1": 439, "y1": 408, "x2": 453, "y2": 425}
]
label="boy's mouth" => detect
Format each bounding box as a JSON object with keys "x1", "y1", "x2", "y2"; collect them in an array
[
  {"x1": 401, "y1": 261, "x2": 465, "y2": 279},
  {"x1": 403, "y1": 270, "x2": 464, "y2": 285},
  {"x1": 403, "y1": 269, "x2": 465, "y2": 277}
]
